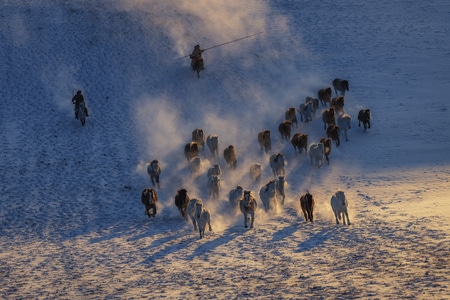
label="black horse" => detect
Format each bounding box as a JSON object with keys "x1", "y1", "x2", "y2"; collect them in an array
[
  {"x1": 358, "y1": 109, "x2": 371, "y2": 132},
  {"x1": 300, "y1": 191, "x2": 315, "y2": 222},
  {"x1": 192, "y1": 59, "x2": 205, "y2": 78},
  {"x1": 175, "y1": 188, "x2": 190, "y2": 221}
]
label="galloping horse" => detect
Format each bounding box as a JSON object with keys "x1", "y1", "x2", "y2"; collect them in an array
[
  {"x1": 332, "y1": 78, "x2": 349, "y2": 96},
  {"x1": 257, "y1": 130, "x2": 271, "y2": 153},
  {"x1": 223, "y1": 145, "x2": 237, "y2": 169},
  {"x1": 331, "y1": 191, "x2": 351, "y2": 225},
  {"x1": 141, "y1": 188, "x2": 158, "y2": 218},
  {"x1": 322, "y1": 107, "x2": 336, "y2": 130},
  {"x1": 206, "y1": 134, "x2": 219, "y2": 158},
  {"x1": 358, "y1": 109, "x2": 371, "y2": 132},
  {"x1": 318, "y1": 86, "x2": 332, "y2": 107},
  {"x1": 300, "y1": 191, "x2": 315, "y2": 222},
  {"x1": 192, "y1": 128, "x2": 206, "y2": 151},
  {"x1": 269, "y1": 153, "x2": 286, "y2": 177},
  {"x1": 188, "y1": 198, "x2": 212, "y2": 238},
  {"x1": 147, "y1": 159, "x2": 161, "y2": 189},
  {"x1": 192, "y1": 58, "x2": 205, "y2": 78},
  {"x1": 291, "y1": 133, "x2": 308, "y2": 155},
  {"x1": 326, "y1": 124, "x2": 341, "y2": 147},
  {"x1": 338, "y1": 113, "x2": 352, "y2": 141},
  {"x1": 259, "y1": 180, "x2": 278, "y2": 213},
  {"x1": 278, "y1": 120, "x2": 292, "y2": 141},
  {"x1": 175, "y1": 188, "x2": 190, "y2": 221},
  {"x1": 240, "y1": 190, "x2": 257, "y2": 229}
]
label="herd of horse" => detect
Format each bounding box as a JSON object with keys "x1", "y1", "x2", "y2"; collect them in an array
[{"x1": 141, "y1": 78, "x2": 367, "y2": 238}]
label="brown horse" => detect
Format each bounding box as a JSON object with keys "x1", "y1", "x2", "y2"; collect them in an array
[
  {"x1": 326, "y1": 124, "x2": 341, "y2": 147},
  {"x1": 224, "y1": 145, "x2": 237, "y2": 169},
  {"x1": 319, "y1": 137, "x2": 332, "y2": 164},
  {"x1": 192, "y1": 58, "x2": 205, "y2": 78},
  {"x1": 318, "y1": 86, "x2": 332, "y2": 107},
  {"x1": 322, "y1": 107, "x2": 336, "y2": 130},
  {"x1": 257, "y1": 129, "x2": 271, "y2": 153},
  {"x1": 331, "y1": 96, "x2": 345, "y2": 114},
  {"x1": 278, "y1": 120, "x2": 292, "y2": 141},
  {"x1": 285, "y1": 107, "x2": 298, "y2": 128},
  {"x1": 192, "y1": 128, "x2": 205, "y2": 151},
  {"x1": 332, "y1": 78, "x2": 349, "y2": 96},
  {"x1": 141, "y1": 188, "x2": 158, "y2": 218},
  {"x1": 175, "y1": 188, "x2": 190, "y2": 221},
  {"x1": 300, "y1": 191, "x2": 315, "y2": 222},
  {"x1": 358, "y1": 109, "x2": 371, "y2": 132},
  {"x1": 184, "y1": 141, "x2": 199, "y2": 161},
  {"x1": 291, "y1": 133, "x2": 308, "y2": 155}
]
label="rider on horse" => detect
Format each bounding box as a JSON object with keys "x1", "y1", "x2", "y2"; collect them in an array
[
  {"x1": 190, "y1": 45, "x2": 205, "y2": 70},
  {"x1": 72, "y1": 90, "x2": 89, "y2": 119}
]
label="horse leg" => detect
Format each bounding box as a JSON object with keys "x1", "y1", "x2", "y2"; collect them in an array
[
  {"x1": 250, "y1": 213, "x2": 254, "y2": 229},
  {"x1": 344, "y1": 211, "x2": 350, "y2": 225},
  {"x1": 302, "y1": 209, "x2": 308, "y2": 222},
  {"x1": 191, "y1": 217, "x2": 197, "y2": 231},
  {"x1": 150, "y1": 175, "x2": 155, "y2": 187},
  {"x1": 244, "y1": 213, "x2": 248, "y2": 228},
  {"x1": 334, "y1": 211, "x2": 339, "y2": 224}
]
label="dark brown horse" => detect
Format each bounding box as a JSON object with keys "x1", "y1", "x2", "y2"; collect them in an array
[
  {"x1": 224, "y1": 145, "x2": 237, "y2": 169},
  {"x1": 141, "y1": 188, "x2": 158, "y2": 218},
  {"x1": 322, "y1": 107, "x2": 336, "y2": 130},
  {"x1": 278, "y1": 120, "x2": 292, "y2": 141},
  {"x1": 285, "y1": 107, "x2": 298, "y2": 128},
  {"x1": 175, "y1": 188, "x2": 190, "y2": 221},
  {"x1": 332, "y1": 78, "x2": 349, "y2": 96},
  {"x1": 319, "y1": 137, "x2": 332, "y2": 164},
  {"x1": 184, "y1": 141, "x2": 199, "y2": 161},
  {"x1": 257, "y1": 129, "x2": 271, "y2": 153},
  {"x1": 192, "y1": 58, "x2": 205, "y2": 78},
  {"x1": 358, "y1": 109, "x2": 371, "y2": 132},
  {"x1": 331, "y1": 96, "x2": 345, "y2": 114},
  {"x1": 291, "y1": 133, "x2": 308, "y2": 155},
  {"x1": 326, "y1": 124, "x2": 341, "y2": 147},
  {"x1": 300, "y1": 191, "x2": 315, "y2": 222},
  {"x1": 318, "y1": 86, "x2": 332, "y2": 107}
]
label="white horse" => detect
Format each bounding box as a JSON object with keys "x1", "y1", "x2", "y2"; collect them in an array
[
  {"x1": 195, "y1": 199, "x2": 212, "y2": 238},
  {"x1": 259, "y1": 180, "x2": 279, "y2": 213},
  {"x1": 77, "y1": 102, "x2": 86, "y2": 126},
  {"x1": 240, "y1": 190, "x2": 257, "y2": 229},
  {"x1": 187, "y1": 198, "x2": 201, "y2": 231},
  {"x1": 309, "y1": 143, "x2": 325, "y2": 169},
  {"x1": 331, "y1": 191, "x2": 351, "y2": 225},
  {"x1": 228, "y1": 185, "x2": 244, "y2": 212},
  {"x1": 269, "y1": 153, "x2": 286, "y2": 177},
  {"x1": 206, "y1": 134, "x2": 219, "y2": 158},
  {"x1": 298, "y1": 101, "x2": 313, "y2": 123},
  {"x1": 208, "y1": 175, "x2": 220, "y2": 199},
  {"x1": 338, "y1": 113, "x2": 352, "y2": 142},
  {"x1": 147, "y1": 159, "x2": 161, "y2": 189}
]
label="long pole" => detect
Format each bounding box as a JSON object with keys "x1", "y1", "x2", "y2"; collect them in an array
[{"x1": 177, "y1": 31, "x2": 264, "y2": 60}]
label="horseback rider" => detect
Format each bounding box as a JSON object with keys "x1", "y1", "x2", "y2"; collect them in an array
[
  {"x1": 189, "y1": 45, "x2": 205, "y2": 70},
  {"x1": 72, "y1": 90, "x2": 89, "y2": 118}
]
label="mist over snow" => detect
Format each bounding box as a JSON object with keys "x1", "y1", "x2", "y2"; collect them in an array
[{"x1": 1, "y1": 0, "x2": 449, "y2": 298}]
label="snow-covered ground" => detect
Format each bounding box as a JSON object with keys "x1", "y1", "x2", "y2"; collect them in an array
[{"x1": 1, "y1": 0, "x2": 449, "y2": 298}]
